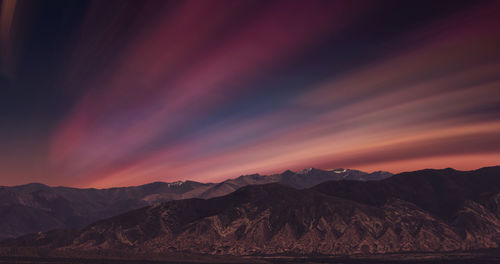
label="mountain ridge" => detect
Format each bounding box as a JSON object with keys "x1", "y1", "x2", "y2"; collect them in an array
[
  {"x1": 1, "y1": 166, "x2": 498, "y2": 257},
  {"x1": 0, "y1": 168, "x2": 391, "y2": 240}
]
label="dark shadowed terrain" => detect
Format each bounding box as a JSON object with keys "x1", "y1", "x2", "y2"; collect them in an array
[{"x1": 1, "y1": 167, "x2": 498, "y2": 260}]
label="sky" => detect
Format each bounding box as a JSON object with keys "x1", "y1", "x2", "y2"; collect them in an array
[{"x1": 1, "y1": 0, "x2": 500, "y2": 188}]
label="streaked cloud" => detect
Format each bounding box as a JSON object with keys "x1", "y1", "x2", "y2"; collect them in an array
[{"x1": 1, "y1": 0, "x2": 499, "y2": 187}]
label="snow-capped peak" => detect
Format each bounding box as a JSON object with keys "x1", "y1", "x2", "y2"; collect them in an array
[
  {"x1": 167, "y1": 181, "x2": 184, "y2": 187},
  {"x1": 300, "y1": 167, "x2": 314, "y2": 174},
  {"x1": 330, "y1": 168, "x2": 347, "y2": 173}
]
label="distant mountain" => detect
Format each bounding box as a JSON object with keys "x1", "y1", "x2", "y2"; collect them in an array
[
  {"x1": 0, "y1": 180, "x2": 212, "y2": 241},
  {"x1": 0, "y1": 168, "x2": 390, "y2": 240},
  {"x1": 2, "y1": 166, "x2": 498, "y2": 257},
  {"x1": 198, "y1": 168, "x2": 391, "y2": 199}
]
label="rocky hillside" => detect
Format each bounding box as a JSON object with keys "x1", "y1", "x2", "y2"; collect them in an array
[
  {"x1": 0, "y1": 168, "x2": 389, "y2": 240},
  {"x1": 2, "y1": 167, "x2": 498, "y2": 256}
]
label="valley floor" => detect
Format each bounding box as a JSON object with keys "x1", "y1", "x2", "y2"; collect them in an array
[{"x1": 1, "y1": 251, "x2": 500, "y2": 264}]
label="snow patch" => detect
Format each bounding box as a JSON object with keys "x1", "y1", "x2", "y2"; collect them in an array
[{"x1": 167, "y1": 181, "x2": 184, "y2": 187}]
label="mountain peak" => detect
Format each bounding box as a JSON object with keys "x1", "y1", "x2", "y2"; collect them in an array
[
  {"x1": 167, "y1": 181, "x2": 184, "y2": 187},
  {"x1": 280, "y1": 169, "x2": 295, "y2": 176},
  {"x1": 298, "y1": 167, "x2": 326, "y2": 174},
  {"x1": 330, "y1": 168, "x2": 347, "y2": 173},
  {"x1": 16, "y1": 182, "x2": 49, "y2": 188}
]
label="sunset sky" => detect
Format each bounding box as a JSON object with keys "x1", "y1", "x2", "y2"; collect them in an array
[{"x1": 1, "y1": 0, "x2": 500, "y2": 188}]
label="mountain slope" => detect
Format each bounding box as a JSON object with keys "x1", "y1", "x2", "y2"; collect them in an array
[
  {"x1": 2, "y1": 167, "x2": 498, "y2": 256},
  {"x1": 312, "y1": 167, "x2": 500, "y2": 219},
  {"x1": 0, "y1": 168, "x2": 391, "y2": 239}
]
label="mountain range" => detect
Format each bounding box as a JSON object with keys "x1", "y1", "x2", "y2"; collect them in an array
[
  {"x1": 0, "y1": 168, "x2": 391, "y2": 240},
  {"x1": 0, "y1": 166, "x2": 498, "y2": 258}
]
